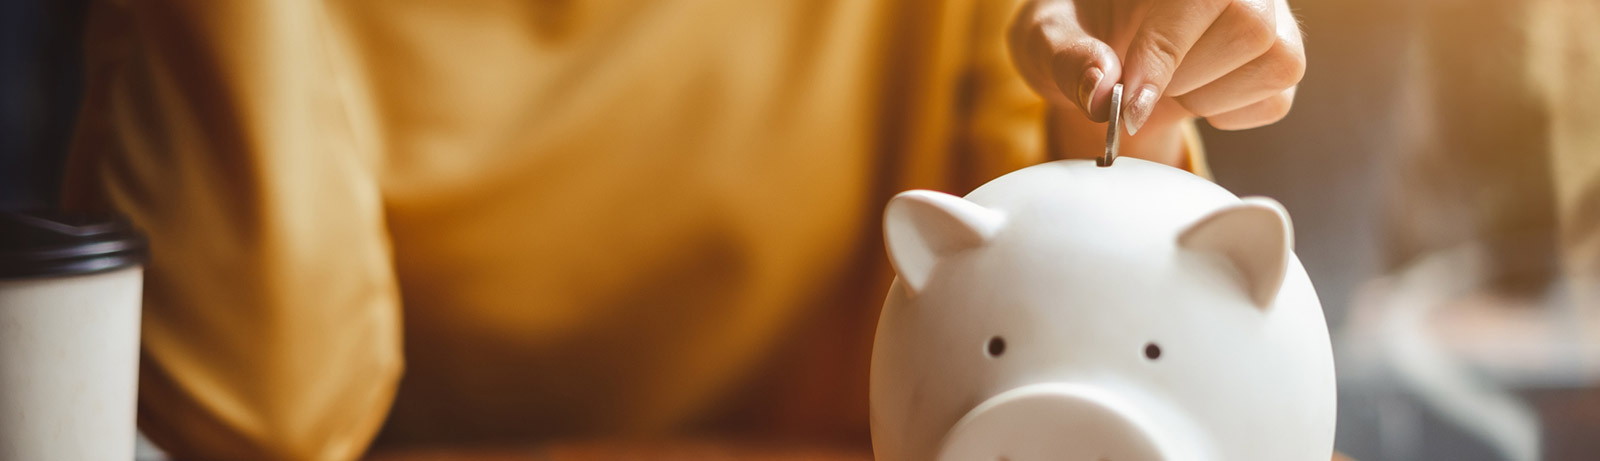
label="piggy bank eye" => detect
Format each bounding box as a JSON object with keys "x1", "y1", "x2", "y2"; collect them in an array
[
  {"x1": 986, "y1": 336, "x2": 1006, "y2": 358},
  {"x1": 1144, "y1": 342, "x2": 1162, "y2": 361}
]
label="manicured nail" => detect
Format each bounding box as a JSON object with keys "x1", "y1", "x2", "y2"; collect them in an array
[
  {"x1": 1077, "y1": 67, "x2": 1104, "y2": 121},
  {"x1": 1124, "y1": 83, "x2": 1158, "y2": 136}
]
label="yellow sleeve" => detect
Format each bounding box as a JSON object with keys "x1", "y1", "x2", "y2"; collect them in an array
[
  {"x1": 66, "y1": 1, "x2": 401, "y2": 459},
  {"x1": 1180, "y1": 118, "x2": 1212, "y2": 179},
  {"x1": 948, "y1": 0, "x2": 1051, "y2": 192}
]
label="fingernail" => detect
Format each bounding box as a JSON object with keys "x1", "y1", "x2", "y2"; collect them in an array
[
  {"x1": 1125, "y1": 83, "x2": 1159, "y2": 136},
  {"x1": 1077, "y1": 67, "x2": 1104, "y2": 120}
]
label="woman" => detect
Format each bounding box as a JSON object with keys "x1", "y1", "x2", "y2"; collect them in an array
[{"x1": 65, "y1": 0, "x2": 1304, "y2": 457}]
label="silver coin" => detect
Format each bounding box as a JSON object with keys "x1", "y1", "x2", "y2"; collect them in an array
[{"x1": 1099, "y1": 83, "x2": 1123, "y2": 167}]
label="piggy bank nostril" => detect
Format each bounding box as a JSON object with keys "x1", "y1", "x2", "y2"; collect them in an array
[
  {"x1": 1144, "y1": 342, "x2": 1162, "y2": 360},
  {"x1": 986, "y1": 336, "x2": 1006, "y2": 357}
]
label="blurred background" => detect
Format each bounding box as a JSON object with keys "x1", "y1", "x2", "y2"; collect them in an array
[{"x1": 4, "y1": 0, "x2": 1598, "y2": 459}]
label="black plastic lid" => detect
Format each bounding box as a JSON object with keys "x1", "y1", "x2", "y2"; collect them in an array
[{"x1": 0, "y1": 212, "x2": 147, "y2": 279}]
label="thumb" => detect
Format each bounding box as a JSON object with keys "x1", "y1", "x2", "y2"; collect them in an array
[{"x1": 1008, "y1": 1, "x2": 1123, "y2": 122}]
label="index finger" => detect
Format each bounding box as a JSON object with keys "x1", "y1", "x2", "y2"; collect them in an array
[{"x1": 1118, "y1": 0, "x2": 1231, "y2": 135}]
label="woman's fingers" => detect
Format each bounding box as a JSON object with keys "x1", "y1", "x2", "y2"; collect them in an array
[
  {"x1": 1009, "y1": 0, "x2": 1305, "y2": 133},
  {"x1": 1172, "y1": 42, "x2": 1305, "y2": 116},
  {"x1": 1164, "y1": 0, "x2": 1277, "y2": 96},
  {"x1": 1204, "y1": 86, "x2": 1297, "y2": 130},
  {"x1": 1117, "y1": 0, "x2": 1232, "y2": 135},
  {"x1": 1175, "y1": 1, "x2": 1305, "y2": 119},
  {"x1": 1008, "y1": 0, "x2": 1123, "y2": 121}
]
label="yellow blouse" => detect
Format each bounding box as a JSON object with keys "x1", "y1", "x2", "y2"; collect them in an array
[{"x1": 65, "y1": 0, "x2": 1203, "y2": 458}]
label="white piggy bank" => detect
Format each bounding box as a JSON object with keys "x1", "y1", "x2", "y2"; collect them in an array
[{"x1": 869, "y1": 158, "x2": 1336, "y2": 461}]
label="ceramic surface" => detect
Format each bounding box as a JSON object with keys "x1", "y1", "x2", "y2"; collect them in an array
[{"x1": 869, "y1": 158, "x2": 1336, "y2": 460}]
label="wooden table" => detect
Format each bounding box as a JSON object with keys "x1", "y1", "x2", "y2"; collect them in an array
[
  {"x1": 368, "y1": 441, "x2": 872, "y2": 461},
  {"x1": 368, "y1": 440, "x2": 1352, "y2": 460}
]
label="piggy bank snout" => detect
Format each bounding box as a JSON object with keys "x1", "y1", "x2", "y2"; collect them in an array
[{"x1": 936, "y1": 383, "x2": 1176, "y2": 461}]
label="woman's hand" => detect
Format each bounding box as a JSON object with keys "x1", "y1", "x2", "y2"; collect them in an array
[{"x1": 1008, "y1": 0, "x2": 1305, "y2": 136}]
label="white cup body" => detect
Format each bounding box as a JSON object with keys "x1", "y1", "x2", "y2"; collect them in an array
[{"x1": 0, "y1": 266, "x2": 143, "y2": 460}]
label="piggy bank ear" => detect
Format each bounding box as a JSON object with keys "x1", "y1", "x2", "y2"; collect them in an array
[
  {"x1": 1178, "y1": 197, "x2": 1293, "y2": 309},
  {"x1": 884, "y1": 190, "x2": 1005, "y2": 295}
]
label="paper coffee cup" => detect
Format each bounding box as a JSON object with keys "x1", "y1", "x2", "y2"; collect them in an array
[{"x1": 0, "y1": 212, "x2": 146, "y2": 460}]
